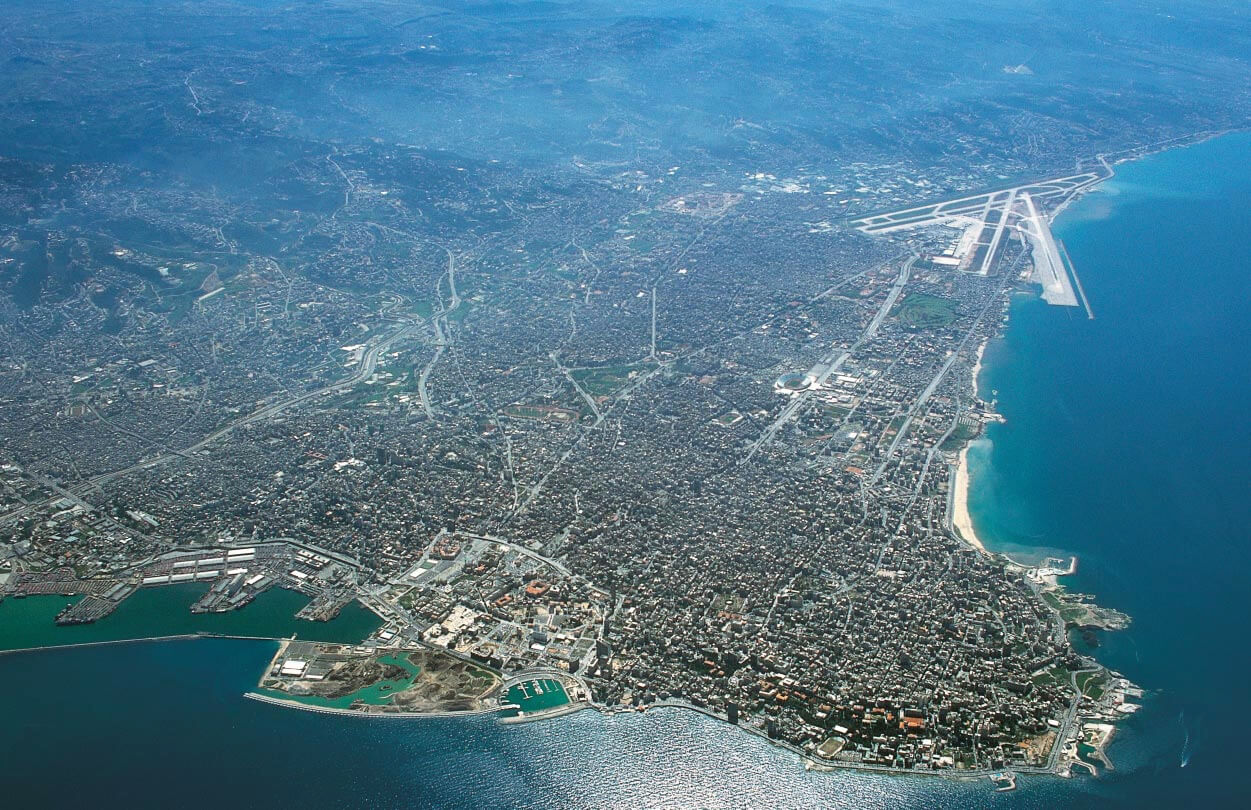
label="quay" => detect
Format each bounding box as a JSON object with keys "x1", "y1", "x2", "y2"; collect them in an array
[{"x1": 990, "y1": 771, "x2": 1018, "y2": 791}]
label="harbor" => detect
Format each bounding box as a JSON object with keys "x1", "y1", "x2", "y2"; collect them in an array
[{"x1": 0, "y1": 581, "x2": 381, "y2": 652}]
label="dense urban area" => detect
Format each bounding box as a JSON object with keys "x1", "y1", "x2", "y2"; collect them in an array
[{"x1": 3, "y1": 0, "x2": 1247, "y2": 781}]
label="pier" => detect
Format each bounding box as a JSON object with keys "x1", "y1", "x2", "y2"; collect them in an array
[
  {"x1": 989, "y1": 771, "x2": 1018, "y2": 791},
  {"x1": 55, "y1": 595, "x2": 121, "y2": 625}
]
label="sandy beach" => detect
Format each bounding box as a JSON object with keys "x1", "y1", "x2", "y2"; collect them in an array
[
  {"x1": 952, "y1": 341, "x2": 989, "y2": 553},
  {"x1": 952, "y1": 446, "x2": 987, "y2": 553}
]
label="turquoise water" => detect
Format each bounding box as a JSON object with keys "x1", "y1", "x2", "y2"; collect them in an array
[
  {"x1": 2, "y1": 135, "x2": 1249, "y2": 806},
  {"x1": 504, "y1": 677, "x2": 571, "y2": 716},
  {"x1": 0, "y1": 584, "x2": 382, "y2": 650},
  {"x1": 257, "y1": 652, "x2": 422, "y2": 709},
  {"x1": 968, "y1": 132, "x2": 1251, "y2": 806}
]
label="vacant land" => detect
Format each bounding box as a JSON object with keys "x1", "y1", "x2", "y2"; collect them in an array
[
  {"x1": 571, "y1": 364, "x2": 644, "y2": 396},
  {"x1": 259, "y1": 641, "x2": 501, "y2": 714},
  {"x1": 894, "y1": 293, "x2": 959, "y2": 328}
]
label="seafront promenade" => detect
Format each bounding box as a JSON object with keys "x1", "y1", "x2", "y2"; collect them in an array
[{"x1": 639, "y1": 700, "x2": 1055, "y2": 781}]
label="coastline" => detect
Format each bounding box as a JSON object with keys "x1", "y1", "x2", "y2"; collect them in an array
[
  {"x1": 243, "y1": 690, "x2": 506, "y2": 720},
  {"x1": 497, "y1": 701, "x2": 592, "y2": 725},
  {"x1": 951, "y1": 447, "x2": 986, "y2": 553},
  {"x1": 7, "y1": 137, "x2": 1222, "y2": 790},
  {"x1": 0, "y1": 629, "x2": 1036, "y2": 779},
  {"x1": 951, "y1": 341, "x2": 988, "y2": 554},
  {"x1": 636, "y1": 701, "x2": 1045, "y2": 780},
  {"x1": 0, "y1": 609, "x2": 1085, "y2": 781},
  {"x1": 1050, "y1": 129, "x2": 1231, "y2": 221},
  {"x1": 2, "y1": 131, "x2": 1240, "y2": 806}
]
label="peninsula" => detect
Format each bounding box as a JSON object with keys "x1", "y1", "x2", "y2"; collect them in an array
[{"x1": 0, "y1": 154, "x2": 1162, "y2": 778}]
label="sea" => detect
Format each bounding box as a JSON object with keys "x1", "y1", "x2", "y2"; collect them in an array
[{"x1": 2, "y1": 134, "x2": 1249, "y2": 808}]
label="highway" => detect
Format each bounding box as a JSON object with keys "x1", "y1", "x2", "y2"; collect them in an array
[
  {"x1": 743, "y1": 256, "x2": 915, "y2": 461},
  {"x1": 867, "y1": 251, "x2": 1023, "y2": 488},
  {"x1": 867, "y1": 344, "x2": 962, "y2": 486},
  {"x1": 417, "y1": 248, "x2": 461, "y2": 419},
  {"x1": 456, "y1": 531, "x2": 573, "y2": 577},
  {"x1": 0, "y1": 318, "x2": 419, "y2": 525},
  {"x1": 554, "y1": 353, "x2": 603, "y2": 424}
]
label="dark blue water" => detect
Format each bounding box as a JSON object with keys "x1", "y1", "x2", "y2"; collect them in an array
[
  {"x1": 969, "y1": 131, "x2": 1251, "y2": 806},
  {"x1": 0, "y1": 639, "x2": 1151, "y2": 809},
  {"x1": 2, "y1": 135, "x2": 1249, "y2": 807}
]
